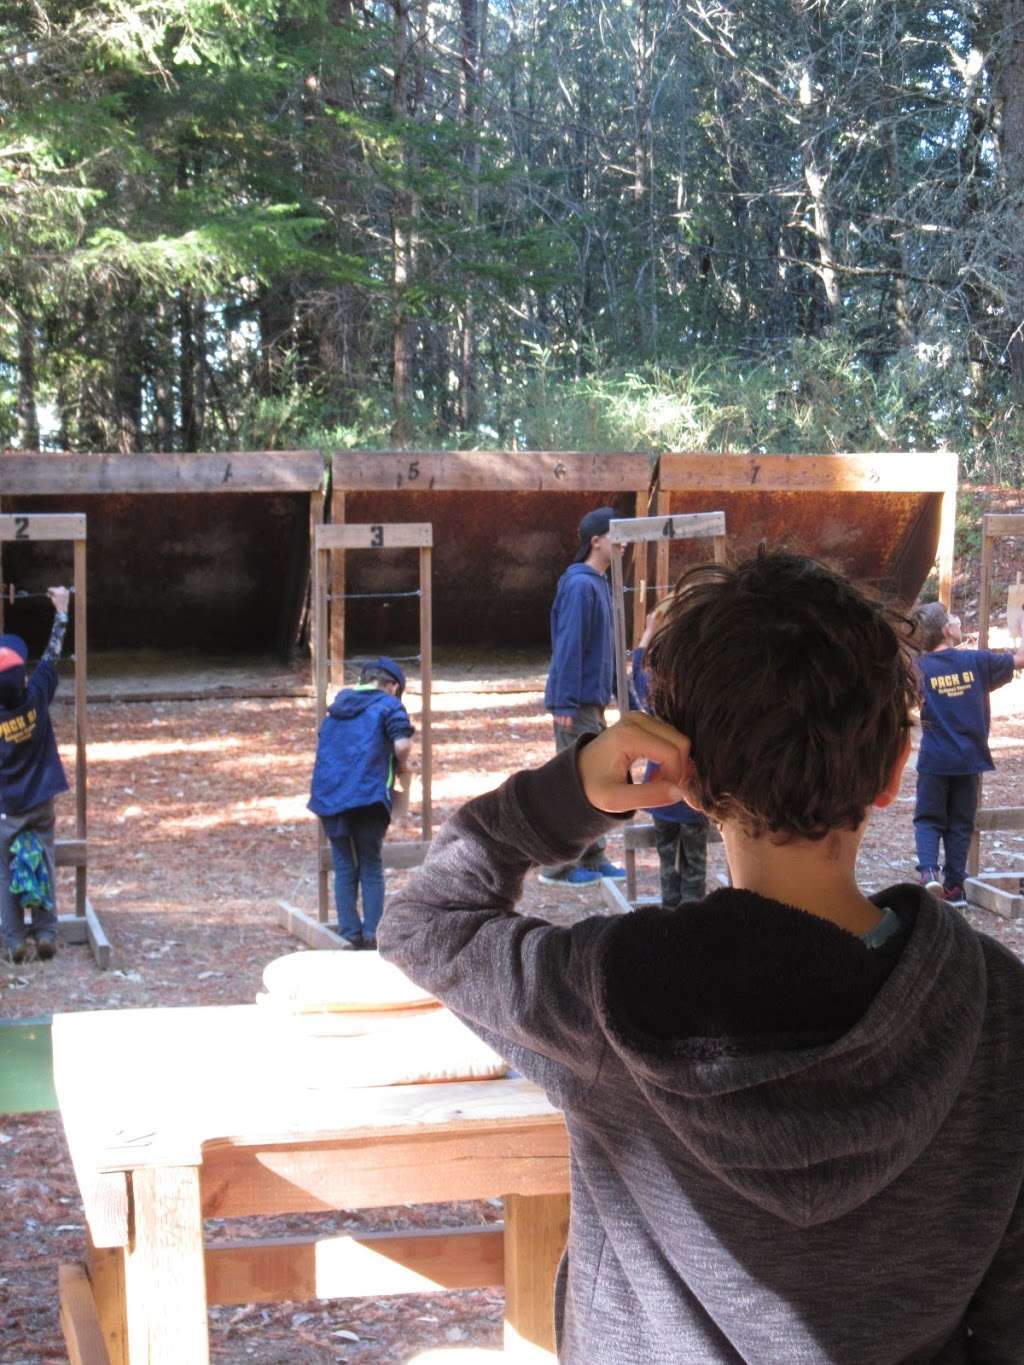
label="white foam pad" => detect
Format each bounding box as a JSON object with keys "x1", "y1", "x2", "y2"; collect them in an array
[{"x1": 261, "y1": 949, "x2": 437, "y2": 1013}]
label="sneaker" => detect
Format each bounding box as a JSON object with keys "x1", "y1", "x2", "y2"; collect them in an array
[
  {"x1": 538, "y1": 867, "x2": 603, "y2": 886},
  {"x1": 943, "y1": 885, "x2": 966, "y2": 906},
  {"x1": 339, "y1": 935, "x2": 364, "y2": 951},
  {"x1": 6, "y1": 939, "x2": 30, "y2": 965},
  {"x1": 35, "y1": 934, "x2": 56, "y2": 962},
  {"x1": 918, "y1": 871, "x2": 943, "y2": 897},
  {"x1": 596, "y1": 861, "x2": 627, "y2": 880},
  {"x1": 361, "y1": 936, "x2": 378, "y2": 951}
]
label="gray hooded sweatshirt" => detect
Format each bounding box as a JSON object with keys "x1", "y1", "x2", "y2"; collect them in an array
[{"x1": 378, "y1": 744, "x2": 1024, "y2": 1364}]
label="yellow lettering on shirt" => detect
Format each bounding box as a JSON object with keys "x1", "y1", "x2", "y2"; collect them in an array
[
  {"x1": 0, "y1": 708, "x2": 36, "y2": 744},
  {"x1": 929, "y1": 672, "x2": 972, "y2": 700}
]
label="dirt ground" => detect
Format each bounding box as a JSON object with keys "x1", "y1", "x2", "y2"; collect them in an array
[{"x1": 3, "y1": 626, "x2": 1024, "y2": 1364}]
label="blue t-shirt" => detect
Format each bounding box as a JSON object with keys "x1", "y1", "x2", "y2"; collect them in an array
[
  {"x1": 308, "y1": 686, "x2": 414, "y2": 820},
  {"x1": 917, "y1": 647, "x2": 1015, "y2": 776},
  {"x1": 0, "y1": 659, "x2": 69, "y2": 814}
]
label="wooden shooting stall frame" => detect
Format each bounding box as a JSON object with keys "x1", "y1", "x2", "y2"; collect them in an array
[
  {"x1": 329, "y1": 451, "x2": 656, "y2": 658},
  {"x1": 0, "y1": 452, "x2": 327, "y2": 659},
  {"x1": 605, "y1": 512, "x2": 728, "y2": 909},
  {"x1": 0, "y1": 513, "x2": 108, "y2": 966},
  {"x1": 655, "y1": 452, "x2": 958, "y2": 611},
  {"x1": 280, "y1": 521, "x2": 434, "y2": 947},
  {"x1": 965, "y1": 511, "x2": 1024, "y2": 916}
]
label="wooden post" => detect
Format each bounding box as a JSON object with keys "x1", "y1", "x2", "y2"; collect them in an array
[
  {"x1": 419, "y1": 544, "x2": 433, "y2": 840},
  {"x1": 937, "y1": 470, "x2": 957, "y2": 610},
  {"x1": 503, "y1": 1193, "x2": 569, "y2": 1361},
  {"x1": 314, "y1": 534, "x2": 331, "y2": 923},
  {"x1": 74, "y1": 534, "x2": 87, "y2": 916},
  {"x1": 609, "y1": 512, "x2": 728, "y2": 906},
  {"x1": 330, "y1": 490, "x2": 346, "y2": 692},
  {"x1": 123, "y1": 1166, "x2": 209, "y2": 1364},
  {"x1": 87, "y1": 1240, "x2": 128, "y2": 1365}
]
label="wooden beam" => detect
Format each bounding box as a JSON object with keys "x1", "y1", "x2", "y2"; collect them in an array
[
  {"x1": 965, "y1": 876, "x2": 1024, "y2": 920},
  {"x1": 318, "y1": 841, "x2": 430, "y2": 873},
  {"x1": 658, "y1": 451, "x2": 958, "y2": 494},
  {"x1": 609, "y1": 511, "x2": 726, "y2": 544},
  {"x1": 58, "y1": 915, "x2": 89, "y2": 944},
  {"x1": 317, "y1": 522, "x2": 433, "y2": 550},
  {"x1": 278, "y1": 900, "x2": 345, "y2": 950},
  {"x1": 59, "y1": 1262, "x2": 112, "y2": 1365},
  {"x1": 982, "y1": 512, "x2": 1024, "y2": 537},
  {"x1": 420, "y1": 544, "x2": 433, "y2": 840},
  {"x1": 0, "y1": 452, "x2": 325, "y2": 495},
  {"x1": 974, "y1": 807, "x2": 1024, "y2": 832},
  {"x1": 504, "y1": 1193, "x2": 569, "y2": 1361},
  {"x1": 87, "y1": 1240, "x2": 128, "y2": 1365},
  {"x1": 205, "y1": 1226, "x2": 503, "y2": 1305},
  {"x1": 199, "y1": 1125, "x2": 569, "y2": 1220},
  {"x1": 0, "y1": 513, "x2": 86, "y2": 541},
  {"x1": 331, "y1": 451, "x2": 651, "y2": 492},
  {"x1": 599, "y1": 878, "x2": 633, "y2": 916},
  {"x1": 86, "y1": 899, "x2": 111, "y2": 971},
  {"x1": 57, "y1": 838, "x2": 87, "y2": 866}
]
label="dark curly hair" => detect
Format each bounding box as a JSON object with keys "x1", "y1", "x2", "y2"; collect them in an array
[{"x1": 645, "y1": 550, "x2": 918, "y2": 841}]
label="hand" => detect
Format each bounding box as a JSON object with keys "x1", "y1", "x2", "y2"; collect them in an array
[
  {"x1": 636, "y1": 608, "x2": 661, "y2": 651},
  {"x1": 578, "y1": 712, "x2": 694, "y2": 814},
  {"x1": 47, "y1": 586, "x2": 70, "y2": 614},
  {"x1": 553, "y1": 713, "x2": 575, "y2": 730}
]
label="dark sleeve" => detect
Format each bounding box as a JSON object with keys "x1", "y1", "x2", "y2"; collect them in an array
[
  {"x1": 28, "y1": 659, "x2": 59, "y2": 706},
  {"x1": 631, "y1": 647, "x2": 650, "y2": 710},
  {"x1": 983, "y1": 651, "x2": 1015, "y2": 693},
  {"x1": 377, "y1": 742, "x2": 628, "y2": 1104},
  {"x1": 963, "y1": 1183, "x2": 1024, "y2": 1362},
  {"x1": 384, "y1": 698, "x2": 415, "y2": 741}
]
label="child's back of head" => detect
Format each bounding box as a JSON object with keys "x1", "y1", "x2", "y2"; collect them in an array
[{"x1": 645, "y1": 551, "x2": 917, "y2": 840}]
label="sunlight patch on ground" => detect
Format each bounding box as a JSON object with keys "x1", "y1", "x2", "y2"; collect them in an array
[
  {"x1": 64, "y1": 737, "x2": 244, "y2": 762},
  {"x1": 403, "y1": 690, "x2": 544, "y2": 716}
]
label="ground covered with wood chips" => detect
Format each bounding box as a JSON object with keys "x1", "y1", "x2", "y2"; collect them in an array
[{"x1": 2, "y1": 638, "x2": 1024, "y2": 1364}]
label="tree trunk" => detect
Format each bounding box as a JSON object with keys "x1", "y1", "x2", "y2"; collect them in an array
[
  {"x1": 997, "y1": 0, "x2": 1024, "y2": 385},
  {"x1": 16, "y1": 306, "x2": 40, "y2": 450},
  {"x1": 457, "y1": 0, "x2": 485, "y2": 431}
]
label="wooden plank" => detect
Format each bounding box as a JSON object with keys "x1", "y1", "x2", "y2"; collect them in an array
[
  {"x1": 659, "y1": 451, "x2": 958, "y2": 494},
  {"x1": 0, "y1": 512, "x2": 86, "y2": 541},
  {"x1": 982, "y1": 512, "x2": 1024, "y2": 537},
  {"x1": 88, "y1": 1241, "x2": 128, "y2": 1365},
  {"x1": 329, "y1": 489, "x2": 345, "y2": 692},
  {"x1": 655, "y1": 487, "x2": 670, "y2": 601},
  {"x1": 937, "y1": 480, "x2": 957, "y2": 610},
  {"x1": 278, "y1": 900, "x2": 344, "y2": 950},
  {"x1": 624, "y1": 823, "x2": 657, "y2": 850},
  {"x1": 86, "y1": 899, "x2": 111, "y2": 971},
  {"x1": 0, "y1": 452, "x2": 324, "y2": 495},
  {"x1": 318, "y1": 841, "x2": 430, "y2": 873},
  {"x1": 420, "y1": 544, "x2": 433, "y2": 840},
  {"x1": 600, "y1": 878, "x2": 633, "y2": 916},
  {"x1": 58, "y1": 914, "x2": 89, "y2": 944},
  {"x1": 965, "y1": 877, "x2": 1024, "y2": 920},
  {"x1": 199, "y1": 1125, "x2": 569, "y2": 1220},
  {"x1": 124, "y1": 1165, "x2": 209, "y2": 1365},
  {"x1": 56, "y1": 838, "x2": 88, "y2": 866},
  {"x1": 74, "y1": 534, "x2": 87, "y2": 917},
  {"x1": 503, "y1": 1193, "x2": 569, "y2": 1361},
  {"x1": 974, "y1": 807, "x2": 1024, "y2": 832},
  {"x1": 59, "y1": 1262, "x2": 112, "y2": 1365},
  {"x1": 331, "y1": 451, "x2": 651, "y2": 492},
  {"x1": 205, "y1": 1226, "x2": 503, "y2": 1305},
  {"x1": 317, "y1": 521, "x2": 433, "y2": 550},
  {"x1": 314, "y1": 538, "x2": 331, "y2": 922},
  {"x1": 609, "y1": 511, "x2": 726, "y2": 544}
]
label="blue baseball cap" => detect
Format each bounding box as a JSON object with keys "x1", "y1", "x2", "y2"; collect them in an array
[
  {"x1": 0, "y1": 634, "x2": 28, "y2": 672},
  {"x1": 363, "y1": 656, "x2": 407, "y2": 695}
]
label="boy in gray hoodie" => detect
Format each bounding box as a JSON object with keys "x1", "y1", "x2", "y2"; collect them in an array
[{"x1": 379, "y1": 551, "x2": 1024, "y2": 1364}]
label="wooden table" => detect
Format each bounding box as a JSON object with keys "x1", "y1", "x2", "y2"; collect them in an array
[{"x1": 52, "y1": 1004, "x2": 570, "y2": 1365}]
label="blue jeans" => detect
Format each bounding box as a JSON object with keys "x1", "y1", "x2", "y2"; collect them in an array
[
  {"x1": 914, "y1": 772, "x2": 979, "y2": 890},
  {"x1": 329, "y1": 806, "x2": 390, "y2": 944}
]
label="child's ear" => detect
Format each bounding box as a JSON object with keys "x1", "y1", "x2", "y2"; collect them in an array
[{"x1": 873, "y1": 737, "x2": 913, "y2": 810}]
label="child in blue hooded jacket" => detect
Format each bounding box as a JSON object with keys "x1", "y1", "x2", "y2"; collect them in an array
[
  {"x1": 0, "y1": 587, "x2": 71, "y2": 964},
  {"x1": 308, "y1": 657, "x2": 414, "y2": 949}
]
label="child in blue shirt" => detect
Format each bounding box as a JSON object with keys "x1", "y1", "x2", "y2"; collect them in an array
[
  {"x1": 308, "y1": 657, "x2": 414, "y2": 949},
  {"x1": 912, "y1": 601, "x2": 1024, "y2": 902},
  {"x1": 0, "y1": 587, "x2": 71, "y2": 964},
  {"x1": 632, "y1": 607, "x2": 708, "y2": 904}
]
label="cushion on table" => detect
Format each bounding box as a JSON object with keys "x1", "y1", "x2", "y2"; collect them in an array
[{"x1": 260, "y1": 949, "x2": 438, "y2": 1013}]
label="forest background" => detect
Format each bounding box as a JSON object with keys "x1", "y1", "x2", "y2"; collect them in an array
[{"x1": 3, "y1": 0, "x2": 1024, "y2": 484}]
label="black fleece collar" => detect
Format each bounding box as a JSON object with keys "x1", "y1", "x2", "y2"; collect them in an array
[{"x1": 603, "y1": 883, "x2": 921, "y2": 1057}]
